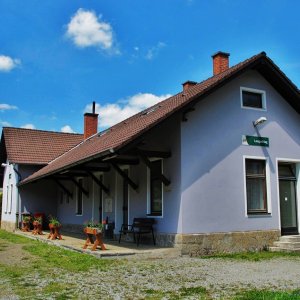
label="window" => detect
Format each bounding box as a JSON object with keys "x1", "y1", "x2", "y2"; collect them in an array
[
  {"x1": 60, "y1": 191, "x2": 64, "y2": 204},
  {"x1": 148, "y1": 160, "x2": 163, "y2": 216},
  {"x1": 4, "y1": 185, "x2": 9, "y2": 213},
  {"x1": 241, "y1": 87, "x2": 266, "y2": 110},
  {"x1": 9, "y1": 184, "x2": 13, "y2": 213},
  {"x1": 245, "y1": 159, "x2": 268, "y2": 214},
  {"x1": 76, "y1": 178, "x2": 83, "y2": 215}
]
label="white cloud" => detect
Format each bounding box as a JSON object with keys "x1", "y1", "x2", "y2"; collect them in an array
[
  {"x1": 84, "y1": 93, "x2": 172, "y2": 128},
  {"x1": 66, "y1": 8, "x2": 114, "y2": 50},
  {"x1": 0, "y1": 121, "x2": 12, "y2": 127},
  {"x1": 0, "y1": 104, "x2": 18, "y2": 111},
  {"x1": 21, "y1": 124, "x2": 35, "y2": 129},
  {"x1": 61, "y1": 125, "x2": 75, "y2": 133},
  {"x1": 0, "y1": 55, "x2": 21, "y2": 72},
  {"x1": 146, "y1": 42, "x2": 166, "y2": 60}
]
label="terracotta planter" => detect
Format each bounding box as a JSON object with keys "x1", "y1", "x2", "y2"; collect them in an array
[
  {"x1": 83, "y1": 227, "x2": 106, "y2": 251},
  {"x1": 22, "y1": 221, "x2": 30, "y2": 232},
  {"x1": 48, "y1": 224, "x2": 62, "y2": 240},
  {"x1": 32, "y1": 221, "x2": 43, "y2": 235},
  {"x1": 84, "y1": 227, "x2": 103, "y2": 235}
]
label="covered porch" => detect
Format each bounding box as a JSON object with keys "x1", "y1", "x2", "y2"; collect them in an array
[
  {"x1": 16, "y1": 229, "x2": 180, "y2": 258},
  {"x1": 18, "y1": 115, "x2": 181, "y2": 247}
]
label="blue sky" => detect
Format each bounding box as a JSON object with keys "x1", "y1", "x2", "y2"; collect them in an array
[{"x1": 0, "y1": 0, "x2": 299, "y2": 133}]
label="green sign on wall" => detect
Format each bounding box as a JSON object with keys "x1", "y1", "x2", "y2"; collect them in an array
[{"x1": 242, "y1": 135, "x2": 269, "y2": 147}]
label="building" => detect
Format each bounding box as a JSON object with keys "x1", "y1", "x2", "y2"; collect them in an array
[{"x1": 1, "y1": 51, "x2": 300, "y2": 255}]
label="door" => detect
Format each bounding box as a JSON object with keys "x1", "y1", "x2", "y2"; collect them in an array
[
  {"x1": 122, "y1": 169, "x2": 129, "y2": 225},
  {"x1": 279, "y1": 164, "x2": 298, "y2": 235}
]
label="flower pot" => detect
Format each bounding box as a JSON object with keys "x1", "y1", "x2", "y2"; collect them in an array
[
  {"x1": 32, "y1": 221, "x2": 43, "y2": 235},
  {"x1": 22, "y1": 221, "x2": 30, "y2": 232},
  {"x1": 48, "y1": 223, "x2": 62, "y2": 240},
  {"x1": 83, "y1": 227, "x2": 106, "y2": 251}
]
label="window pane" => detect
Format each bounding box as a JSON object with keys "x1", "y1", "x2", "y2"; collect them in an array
[
  {"x1": 246, "y1": 159, "x2": 265, "y2": 176},
  {"x1": 246, "y1": 160, "x2": 267, "y2": 213},
  {"x1": 150, "y1": 160, "x2": 162, "y2": 215},
  {"x1": 77, "y1": 179, "x2": 83, "y2": 215},
  {"x1": 278, "y1": 164, "x2": 295, "y2": 178},
  {"x1": 247, "y1": 178, "x2": 266, "y2": 210},
  {"x1": 243, "y1": 91, "x2": 263, "y2": 108},
  {"x1": 151, "y1": 179, "x2": 162, "y2": 213}
]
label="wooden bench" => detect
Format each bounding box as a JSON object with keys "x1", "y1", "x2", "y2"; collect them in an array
[{"x1": 119, "y1": 218, "x2": 155, "y2": 246}]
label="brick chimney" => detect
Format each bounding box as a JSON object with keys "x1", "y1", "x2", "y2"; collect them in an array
[
  {"x1": 212, "y1": 51, "x2": 230, "y2": 75},
  {"x1": 84, "y1": 101, "x2": 98, "y2": 139},
  {"x1": 182, "y1": 80, "x2": 197, "y2": 92}
]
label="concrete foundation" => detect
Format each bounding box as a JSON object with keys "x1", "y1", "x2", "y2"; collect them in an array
[
  {"x1": 154, "y1": 230, "x2": 280, "y2": 255},
  {"x1": 1, "y1": 220, "x2": 16, "y2": 232}
]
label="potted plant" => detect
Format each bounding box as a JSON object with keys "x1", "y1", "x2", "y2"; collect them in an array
[
  {"x1": 22, "y1": 216, "x2": 31, "y2": 232},
  {"x1": 48, "y1": 216, "x2": 62, "y2": 240},
  {"x1": 32, "y1": 216, "x2": 43, "y2": 235},
  {"x1": 83, "y1": 220, "x2": 106, "y2": 251},
  {"x1": 84, "y1": 220, "x2": 104, "y2": 234}
]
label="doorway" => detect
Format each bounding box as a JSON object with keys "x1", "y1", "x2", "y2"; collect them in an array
[{"x1": 278, "y1": 163, "x2": 298, "y2": 235}]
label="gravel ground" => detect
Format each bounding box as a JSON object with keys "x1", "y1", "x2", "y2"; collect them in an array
[
  {"x1": 1, "y1": 238, "x2": 300, "y2": 299},
  {"x1": 8, "y1": 254, "x2": 300, "y2": 299}
]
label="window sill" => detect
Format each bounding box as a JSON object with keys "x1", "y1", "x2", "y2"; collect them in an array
[
  {"x1": 247, "y1": 212, "x2": 271, "y2": 217},
  {"x1": 147, "y1": 213, "x2": 162, "y2": 218}
]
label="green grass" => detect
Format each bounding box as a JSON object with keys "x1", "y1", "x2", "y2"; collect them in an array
[
  {"x1": 200, "y1": 250, "x2": 300, "y2": 261},
  {"x1": 144, "y1": 286, "x2": 208, "y2": 299},
  {"x1": 0, "y1": 230, "x2": 31, "y2": 244},
  {"x1": 0, "y1": 229, "x2": 118, "y2": 272},
  {"x1": 234, "y1": 289, "x2": 300, "y2": 300},
  {"x1": 23, "y1": 242, "x2": 116, "y2": 272}
]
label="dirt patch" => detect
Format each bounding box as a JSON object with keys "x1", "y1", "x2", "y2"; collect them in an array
[{"x1": 0, "y1": 240, "x2": 33, "y2": 266}]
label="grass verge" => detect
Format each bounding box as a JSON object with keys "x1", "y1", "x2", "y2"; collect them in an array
[
  {"x1": 200, "y1": 250, "x2": 300, "y2": 261},
  {"x1": 234, "y1": 289, "x2": 300, "y2": 299}
]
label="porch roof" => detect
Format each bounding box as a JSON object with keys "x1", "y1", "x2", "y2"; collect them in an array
[{"x1": 19, "y1": 51, "x2": 300, "y2": 185}]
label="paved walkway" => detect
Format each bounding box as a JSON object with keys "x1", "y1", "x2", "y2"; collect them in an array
[{"x1": 16, "y1": 229, "x2": 180, "y2": 258}]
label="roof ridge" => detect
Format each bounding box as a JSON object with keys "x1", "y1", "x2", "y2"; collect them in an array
[{"x1": 2, "y1": 126, "x2": 83, "y2": 136}]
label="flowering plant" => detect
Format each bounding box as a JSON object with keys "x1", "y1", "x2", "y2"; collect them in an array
[
  {"x1": 23, "y1": 216, "x2": 31, "y2": 223},
  {"x1": 48, "y1": 215, "x2": 61, "y2": 227},
  {"x1": 84, "y1": 220, "x2": 104, "y2": 231},
  {"x1": 33, "y1": 216, "x2": 42, "y2": 224}
]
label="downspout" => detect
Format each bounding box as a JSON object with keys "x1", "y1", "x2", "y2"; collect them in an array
[{"x1": 13, "y1": 164, "x2": 22, "y2": 230}]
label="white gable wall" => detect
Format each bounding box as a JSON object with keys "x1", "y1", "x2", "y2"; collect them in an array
[{"x1": 1, "y1": 162, "x2": 19, "y2": 230}]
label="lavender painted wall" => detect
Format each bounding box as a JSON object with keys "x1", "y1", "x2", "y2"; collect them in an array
[
  {"x1": 181, "y1": 70, "x2": 300, "y2": 234},
  {"x1": 125, "y1": 114, "x2": 182, "y2": 234}
]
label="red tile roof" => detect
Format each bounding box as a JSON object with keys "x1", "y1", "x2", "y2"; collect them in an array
[
  {"x1": 1, "y1": 127, "x2": 83, "y2": 165},
  {"x1": 20, "y1": 51, "x2": 300, "y2": 185}
]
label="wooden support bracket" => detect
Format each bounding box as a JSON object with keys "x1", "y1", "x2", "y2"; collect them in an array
[
  {"x1": 53, "y1": 179, "x2": 73, "y2": 198},
  {"x1": 139, "y1": 153, "x2": 171, "y2": 186},
  {"x1": 111, "y1": 162, "x2": 138, "y2": 190},
  {"x1": 86, "y1": 171, "x2": 109, "y2": 194},
  {"x1": 71, "y1": 178, "x2": 89, "y2": 196}
]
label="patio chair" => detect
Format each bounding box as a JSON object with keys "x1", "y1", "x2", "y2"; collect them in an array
[{"x1": 119, "y1": 218, "x2": 156, "y2": 246}]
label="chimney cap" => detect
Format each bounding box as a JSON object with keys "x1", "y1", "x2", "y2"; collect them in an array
[
  {"x1": 182, "y1": 80, "x2": 197, "y2": 86},
  {"x1": 211, "y1": 51, "x2": 230, "y2": 58}
]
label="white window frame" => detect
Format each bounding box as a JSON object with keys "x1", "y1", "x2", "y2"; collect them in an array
[
  {"x1": 8, "y1": 184, "x2": 13, "y2": 214},
  {"x1": 4, "y1": 185, "x2": 9, "y2": 214},
  {"x1": 240, "y1": 86, "x2": 267, "y2": 111},
  {"x1": 243, "y1": 155, "x2": 272, "y2": 217},
  {"x1": 75, "y1": 177, "x2": 84, "y2": 216},
  {"x1": 147, "y1": 158, "x2": 164, "y2": 218}
]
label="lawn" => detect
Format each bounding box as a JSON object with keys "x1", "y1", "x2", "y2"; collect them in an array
[{"x1": 1, "y1": 229, "x2": 300, "y2": 299}]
